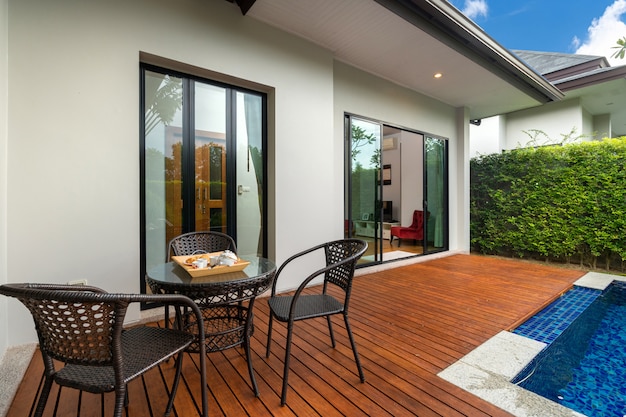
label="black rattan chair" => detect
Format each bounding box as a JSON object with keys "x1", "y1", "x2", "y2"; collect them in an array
[
  {"x1": 0, "y1": 283, "x2": 208, "y2": 417},
  {"x1": 167, "y1": 231, "x2": 237, "y2": 261},
  {"x1": 165, "y1": 230, "x2": 262, "y2": 396},
  {"x1": 164, "y1": 231, "x2": 238, "y2": 329},
  {"x1": 265, "y1": 239, "x2": 368, "y2": 405}
]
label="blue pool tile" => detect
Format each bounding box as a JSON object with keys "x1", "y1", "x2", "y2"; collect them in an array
[
  {"x1": 512, "y1": 281, "x2": 626, "y2": 417},
  {"x1": 513, "y1": 286, "x2": 601, "y2": 344}
]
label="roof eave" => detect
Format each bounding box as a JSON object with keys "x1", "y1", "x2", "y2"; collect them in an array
[
  {"x1": 555, "y1": 66, "x2": 626, "y2": 92},
  {"x1": 375, "y1": 0, "x2": 564, "y2": 103}
]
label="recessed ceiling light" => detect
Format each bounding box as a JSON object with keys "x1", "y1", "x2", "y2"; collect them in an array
[{"x1": 434, "y1": 73, "x2": 443, "y2": 79}]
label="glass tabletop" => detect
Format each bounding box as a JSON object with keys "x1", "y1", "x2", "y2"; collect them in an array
[{"x1": 146, "y1": 255, "x2": 276, "y2": 288}]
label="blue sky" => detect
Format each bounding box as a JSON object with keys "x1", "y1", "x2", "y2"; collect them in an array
[{"x1": 448, "y1": 0, "x2": 626, "y2": 65}]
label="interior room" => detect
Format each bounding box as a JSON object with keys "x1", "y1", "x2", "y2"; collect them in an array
[{"x1": 349, "y1": 122, "x2": 445, "y2": 264}]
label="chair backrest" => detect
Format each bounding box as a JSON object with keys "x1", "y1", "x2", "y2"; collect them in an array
[
  {"x1": 167, "y1": 231, "x2": 237, "y2": 261},
  {"x1": 0, "y1": 283, "x2": 126, "y2": 366},
  {"x1": 323, "y1": 239, "x2": 368, "y2": 292},
  {"x1": 409, "y1": 210, "x2": 424, "y2": 229}
]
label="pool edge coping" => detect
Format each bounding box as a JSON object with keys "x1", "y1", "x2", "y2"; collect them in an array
[{"x1": 437, "y1": 271, "x2": 626, "y2": 417}]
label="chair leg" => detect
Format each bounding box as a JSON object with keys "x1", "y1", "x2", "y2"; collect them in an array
[
  {"x1": 244, "y1": 311, "x2": 260, "y2": 396},
  {"x1": 32, "y1": 376, "x2": 53, "y2": 417},
  {"x1": 343, "y1": 313, "x2": 365, "y2": 383},
  {"x1": 52, "y1": 386, "x2": 63, "y2": 416},
  {"x1": 33, "y1": 356, "x2": 56, "y2": 417},
  {"x1": 280, "y1": 321, "x2": 295, "y2": 406},
  {"x1": 326, "y1": 316, "x2": 336, "y2": 348},
  {"x1": 113, "y1": 385, "x2": 126, "y2": 417},
  {"x1": 265, "y1": 314, "x2": 274, "y2": 358},
  {"x1": 164, "y1": 304, "x2": 170, "y2": 329},
  {"x1": 165, "y1": 352, "x2": 186, "y2": 416}
]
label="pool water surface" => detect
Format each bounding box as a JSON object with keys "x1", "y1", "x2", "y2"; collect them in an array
[{"x1": 512, "y1": 281, "x2": 626, "y2": 417}]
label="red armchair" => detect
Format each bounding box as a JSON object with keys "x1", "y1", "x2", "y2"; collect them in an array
[{"x1": 390, "y1": 210, "x2": 425, "y2": 246}]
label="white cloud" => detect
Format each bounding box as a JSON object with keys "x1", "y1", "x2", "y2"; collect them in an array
[
  {"x1": 462, "y1": 0, "x2": 488, "y2": 20},
  {"x1": 575, "y1": 0, "x2": 626, "y2": 65}
]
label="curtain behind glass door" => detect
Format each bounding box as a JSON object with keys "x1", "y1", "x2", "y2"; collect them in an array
[
  {"x1": 424, "y1": 136, "x2": 448, "y2": 251},
  {"x1": 236, "y1": 92, "x2": 264, "y2": 256}
]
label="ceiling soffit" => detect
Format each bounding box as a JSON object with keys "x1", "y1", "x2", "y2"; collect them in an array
[{"x1": 242, "y1": 0, "x2": 563, "y2": 120}]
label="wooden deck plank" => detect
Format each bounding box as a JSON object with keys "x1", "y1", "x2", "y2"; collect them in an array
[{"x1": 5, "y1": 254, "x2": 586, "y2": 417}]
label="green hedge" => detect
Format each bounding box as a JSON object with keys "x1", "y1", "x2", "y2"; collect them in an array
[{"x1": 470, "y1": 137, "x2": 626, "y2": 271}]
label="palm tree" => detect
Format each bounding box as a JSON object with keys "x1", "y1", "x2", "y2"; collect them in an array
[
  {"x1": 145, "y1": 74, "x2": 183, "y2": 135},
  {"x1": 611, "y1": 36, "x2": 626, "y2": 60}
]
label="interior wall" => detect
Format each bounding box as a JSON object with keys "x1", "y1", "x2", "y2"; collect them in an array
[
  {"x1": 382, "y1": 134, "x2": 401, "y2": 221},
  {"x1": 399, "y1": 131, "x2": 423, "y2": 226},
  {"x1": 382, "y1": 130, "x2": 425, "y2": 225},
  {"x1": 5, "y1": 0, "x2": 335, "y2": 346}
]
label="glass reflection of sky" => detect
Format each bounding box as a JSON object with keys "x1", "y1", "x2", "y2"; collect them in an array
[{"x1": 352, "y1": 119, "x2": 380, "y2": 169}]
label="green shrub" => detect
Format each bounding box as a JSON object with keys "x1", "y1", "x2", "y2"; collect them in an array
[{"x1": 470, "y1": 137, "x2": 626, "y2": 271}]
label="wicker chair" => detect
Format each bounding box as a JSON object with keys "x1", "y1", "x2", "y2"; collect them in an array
[
  {"x1": 167, "y1": 231, "x2": 237, "y2": 260},
  {"x1": 165, "y1": 230, "x2": 261, "y2": 395},
  {"x1": 265, "y1": 239, "x2": 368, "y2": 405},
  {"x1": 0, "y1": 283, "x2": 208, "y2": 417},
  {"x1": 163, "y1": 231, "x2": 238, "y2": 329}
]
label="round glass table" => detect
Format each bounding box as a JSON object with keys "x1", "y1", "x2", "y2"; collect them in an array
[{"x1": 146, "y1": 255, "x2": 276, "y2": 396}]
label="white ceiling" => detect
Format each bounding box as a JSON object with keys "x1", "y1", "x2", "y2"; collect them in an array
[{"x1": 245, "y1": 0, "x2": 555, "y2": 120}]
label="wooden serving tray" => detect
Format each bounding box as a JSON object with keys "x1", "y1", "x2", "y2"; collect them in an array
[{"x1": 171, "y1": 252, "x2": 250, "y2": 278}]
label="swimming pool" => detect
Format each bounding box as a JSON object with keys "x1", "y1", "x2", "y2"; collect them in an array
[{"x1": 512, "y1": 281, "x2": 626, "y2": 417}]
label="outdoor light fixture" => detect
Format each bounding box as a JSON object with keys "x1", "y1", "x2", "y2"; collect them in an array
[{"x1": 433, "y1": 72, "x2": 443, "y2": 78}]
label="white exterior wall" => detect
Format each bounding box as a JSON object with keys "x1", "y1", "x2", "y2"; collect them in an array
[
  {"x1": 470, "y1": 98, "x2": 599, "y2": 155},
  {"x1": 455, "y1": 107, "x2": 471, "y2": 255},
  {"x1": 333, "y1": 62, "x2": 468, "y2": 254},
  {"x1": 2, "y1": 0, "x2": 470, "y2": 350},
  {"x1": 5, "y1": 0, "x2": 335, "y2": 346},
  {"x1": 593, "y1": 113, "x2": 611, "y2": 139},
  {"x1": 469, "y1": 116, "x2": 502, "y2": 157},
  {"x1": 505, "y1": 99, "x2": 583, "y2": 148},
  {"x1": 0, "y1": 0, "x2": 8, "y2": 356}
]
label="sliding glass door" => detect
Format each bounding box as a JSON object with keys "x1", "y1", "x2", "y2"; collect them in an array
[
  {"x1": 345, "y1": 114, "x2": 448, "y2": 265},
  {"x1": 345, "y1": 116, "x2": 383, "y2": 263},
  {"x1": 141, "y1": 66, "x2": 266, "y2": 293}
]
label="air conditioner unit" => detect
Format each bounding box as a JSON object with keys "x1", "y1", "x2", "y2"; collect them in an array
[{"x1": 383, "y1": 136, "x2": 397, "y2": 150}]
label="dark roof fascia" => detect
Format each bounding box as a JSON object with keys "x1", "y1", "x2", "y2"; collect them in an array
[
  {"x1": 543, "y1": 58, "x2": 608, "y2": 82},
  {"x1": 374, "y1": 0, "x2": 564, "y2": 104},
  {"x1": 554, "y1": 65, "x2": 626, "y2": 92},
  {"x1": 228, "y1": 0, "x2": 257, "y2": 15},
  {"x1": 512, "y1": 50, "x2": 609, "y2": 82}
]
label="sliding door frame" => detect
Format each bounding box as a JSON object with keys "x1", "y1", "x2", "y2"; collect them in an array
[
  {"x1": 140, "y1": 63, "x2": 268, "y2": 299},
  {"x1": 345, "y1": 112, "x2": 449, "y2": 266}
]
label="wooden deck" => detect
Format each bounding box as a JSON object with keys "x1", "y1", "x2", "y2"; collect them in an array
[{"x1": 6, "y1": 254, "x2": 586, "y2": 417}]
